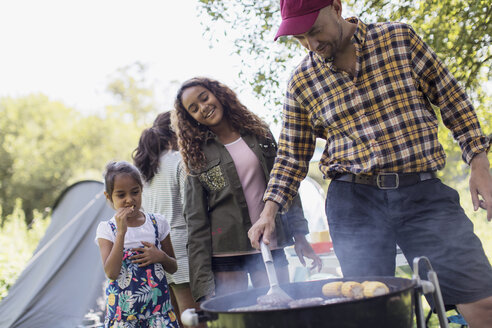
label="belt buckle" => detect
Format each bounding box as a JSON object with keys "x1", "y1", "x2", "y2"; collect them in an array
[{"x1": 376, "y1": 173, "x2": 399, "y2": 189}]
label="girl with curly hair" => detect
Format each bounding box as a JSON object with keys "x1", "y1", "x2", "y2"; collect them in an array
[{"x1": 172, "y1": 77, "x2": 321, "y2": 302}]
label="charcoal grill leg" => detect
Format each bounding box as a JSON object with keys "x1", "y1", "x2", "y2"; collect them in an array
[{"x1": 412, "y1": 256, "x2": 449, "y2": 328}]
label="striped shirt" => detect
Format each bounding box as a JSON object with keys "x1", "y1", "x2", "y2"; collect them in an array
[
  {"x1": 265, "y1": 17, "x2": 489, "y2": 209},
  {"x1": 142, "y1": 150, "x2": 189, "y2": 285}
]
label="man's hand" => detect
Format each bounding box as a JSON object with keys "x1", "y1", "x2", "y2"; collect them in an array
[
  {"x1": 469, "y1": 152, "x2": 492, "y2": 221},
  {"x1": 293, "y1": 233, "x2": 323, "y2": 272},
  {"x1": 248, "y1": 201, "x2": 279, "y2": 249}
]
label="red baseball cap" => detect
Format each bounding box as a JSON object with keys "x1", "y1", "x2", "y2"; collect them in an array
[{"x1": 274, "y1": 0, "x2": 334, "y2": 41}]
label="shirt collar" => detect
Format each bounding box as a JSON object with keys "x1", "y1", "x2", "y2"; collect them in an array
[{"x1": 349, "y1": 17, "x2": 366, "y2": 45}]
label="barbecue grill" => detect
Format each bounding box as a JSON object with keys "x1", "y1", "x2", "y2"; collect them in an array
[{"x1": 182, "y1": 257, "x2": 449, "y2": 328}]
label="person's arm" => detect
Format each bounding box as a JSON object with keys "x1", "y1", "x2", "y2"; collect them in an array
[
  {"x1": 160, "y1": 236, "x2": 178, "y2": 273},
  {"x1": 293, "y1": 233, "x2": 323, "y2": 272},
  {"x1": 248, "y1": 200, "x2": 279, "y2": 249},
  {"x1": 285, "y1": 195, "x2": 309, "y2": 237},
  {"x1": 97, "y1": 237, "x2": 124, "y2": 280},
  {"x1": 250, "y1": 83, "x2": 316, "y2": 248},
  {"x1": 184, "y1": 173, "x2": 215, "y2": 302},
  {"x1": 470, "y1": 152, "x2": 492, "y2": 221},
  {"x1": 408, "y1": 24, "x2": 491, "y2": 217},
  {"x1": 408, "y1": 24, "x2": 488, "y2": 163},
  {"x1": 177, "y1": 158, "x2": 187, "y2": 215},
  {"x1": 97, "y1": 207, "x2": 132, "y2": 280},
  {"x1": 286, "y1": 195, "x2": 323, "y2": 271}
]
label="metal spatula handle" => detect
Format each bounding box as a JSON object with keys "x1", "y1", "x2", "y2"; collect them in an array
[
  {"x1": 260, "y1": 240, "x2": 279, "y2": 287},
  {"x1": 260, "y1": 240, "x2": 273, "y2": 262}
]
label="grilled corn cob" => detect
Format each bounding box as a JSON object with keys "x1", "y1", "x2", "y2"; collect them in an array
[
  {"x1": 341, "y1": 281, "x2": 364, "y2": 299},
  {"x1": 362, "y1": 281, "x2": 390, "y2": 297},
  {"x1": 321, "y1": 281, "x2": 343, "y2": 297}
]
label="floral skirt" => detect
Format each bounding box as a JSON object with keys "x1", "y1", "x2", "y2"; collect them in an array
[{"x1": 104, "y1": 248, "x2": 179, "y2": 328}]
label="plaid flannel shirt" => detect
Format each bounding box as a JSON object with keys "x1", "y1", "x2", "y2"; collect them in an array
[{"x1": 265, "y1": 17, "x2": 489, "y2": 210}]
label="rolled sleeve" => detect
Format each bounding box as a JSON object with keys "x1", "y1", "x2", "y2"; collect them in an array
[
  {"x1": 265, "y1": 84, "x2": 316, "y2": 211},
  {"x1": 408, "y1": 25, "x2": 489, "y2": 164}
]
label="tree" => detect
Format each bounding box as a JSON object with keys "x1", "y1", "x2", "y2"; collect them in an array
[
  {"x1": 105, "y1": 61, "x2": 160, "y2": 126},
  {"x1": 198, "y1": 0, "x2": 295, "y2": 118},
  {"x1": 0, "y1": 95, "x2": 84, "y2": 225},
  {"x1": 197, "y1": 1, "x2": 491, "y2": 109},
  {"x1": 345, "y1": 1, "x2": 491, "y2": 184},
  {"x1": 347, "y1": 0, "x2": 491, "y2": 92},
  {"x1": 0, "y1": 95, "x2": 141, "y2": 226},
  {"x1": 197, "y1": 0, "x2": 491, "y2": 185}
]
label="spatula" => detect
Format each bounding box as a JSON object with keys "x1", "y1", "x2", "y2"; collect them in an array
[{"x1": 258, "y1": 240, "x2": 293, "y2": 306}]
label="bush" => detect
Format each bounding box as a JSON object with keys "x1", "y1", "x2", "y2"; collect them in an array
[{"x1": 0, "y1": 201, "x2": 50, "y2": 301}]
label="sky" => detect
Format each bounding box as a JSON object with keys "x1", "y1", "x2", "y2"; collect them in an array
[{"x1": 0, "y1": 0, "x2": 269, "y2": 117}]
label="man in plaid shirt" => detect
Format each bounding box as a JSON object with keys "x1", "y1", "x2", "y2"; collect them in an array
[{"x1": 248, "y1": 0, "x2": 492, "y2": 326}]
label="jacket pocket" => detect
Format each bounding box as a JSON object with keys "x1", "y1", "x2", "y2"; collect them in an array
[{"x1": 198, "y1": 159, "x2": 228, "y2": 192}]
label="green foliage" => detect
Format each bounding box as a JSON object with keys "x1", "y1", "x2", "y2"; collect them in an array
[
  {"x1": 344, "y1": 0, "x2": 492, "y2": 187},
  {"x1": 197, "y1": 0, "x2": 491, "y2": 118},
  {"x1": 0, "y1": 95, "x2": 142, "y2": 226},
  {"x1": 197, "y1": 0, "x2": 302, "y2": 121},
  {"x1": 0, "y1": 95, "x2": 85, "y2": 225},
  {"x1": 0, "y1": 61, "x2": 160, "y2": 227},
  {"x1": 105, "y1": 61, "x2": 160, "y2": 126},
  {"x1": 0, "y1": 62, "x2": 160, "y2": 301},
  {"x1": 0, "y1": 200, "x2": 49, "y2": 300},
  {"x1": 346, "y1": 0, "x2": 492, "y2": 92}
]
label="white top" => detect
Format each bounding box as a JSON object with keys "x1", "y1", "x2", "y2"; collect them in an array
[
  {"x1": 95, "y1": 212, "x2": 170, "y2": 249},
  {"x1": 142, "y1": 151, "x2": 186, "y2": 229},
  {"x1": 141, "y1": 150, "x2": 190, "y2": 284}
]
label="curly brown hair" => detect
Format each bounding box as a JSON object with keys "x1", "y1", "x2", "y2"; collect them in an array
[
  {"x1": 172, "y1": 77, "x2": 270, "y2": 172},
  {"x1": 132, "y1": 111, "x2": 179, "y2": 182}
]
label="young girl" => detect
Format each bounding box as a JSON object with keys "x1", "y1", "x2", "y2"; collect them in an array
[
  {"x1": 133, "y1": 112, "x2": 203, "y2": 328},
  {"x1": 172, "y1": 77, "x2": 322, "y2": 302},
  {"x1": 96, "y1": 161, "x2": 179, "y2": 328}
]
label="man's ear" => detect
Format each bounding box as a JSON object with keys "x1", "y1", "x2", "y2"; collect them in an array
[{"x1": 332, "y1": 0, "x2": 342, "y2": 17}]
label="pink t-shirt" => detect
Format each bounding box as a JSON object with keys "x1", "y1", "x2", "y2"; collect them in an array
[{"x1": 225, "y1": 137, "x2": 277, "y2": 248}]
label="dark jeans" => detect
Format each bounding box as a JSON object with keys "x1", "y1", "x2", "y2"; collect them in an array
[{"x1": 326, "y1": 178, "x2": 492, "y2": 305}]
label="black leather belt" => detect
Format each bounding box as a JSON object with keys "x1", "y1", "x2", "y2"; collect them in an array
[{"x1": 333, "y1": 172, "x2": 437, "y2": 189}]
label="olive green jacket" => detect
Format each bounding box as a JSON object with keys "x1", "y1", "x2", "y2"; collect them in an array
[{"x1": 183, "y1": 131, "x2": 309, "y2": 301}]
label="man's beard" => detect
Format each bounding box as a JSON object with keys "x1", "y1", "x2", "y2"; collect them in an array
[{"x1": 325, "y1": 19, "x2": 343, "y2": 62}]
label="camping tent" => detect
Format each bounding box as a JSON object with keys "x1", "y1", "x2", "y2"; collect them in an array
[
  {"x1": 0, "y1": 178, "x2": 329, "y2": 327},
  {"x1": 0, "y1": 180, "x2": 114, "y2": 328}
]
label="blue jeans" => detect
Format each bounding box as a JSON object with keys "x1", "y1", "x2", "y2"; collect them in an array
[{"x1": 326, "y1": 178, "x2": 492, "y2": 305}]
